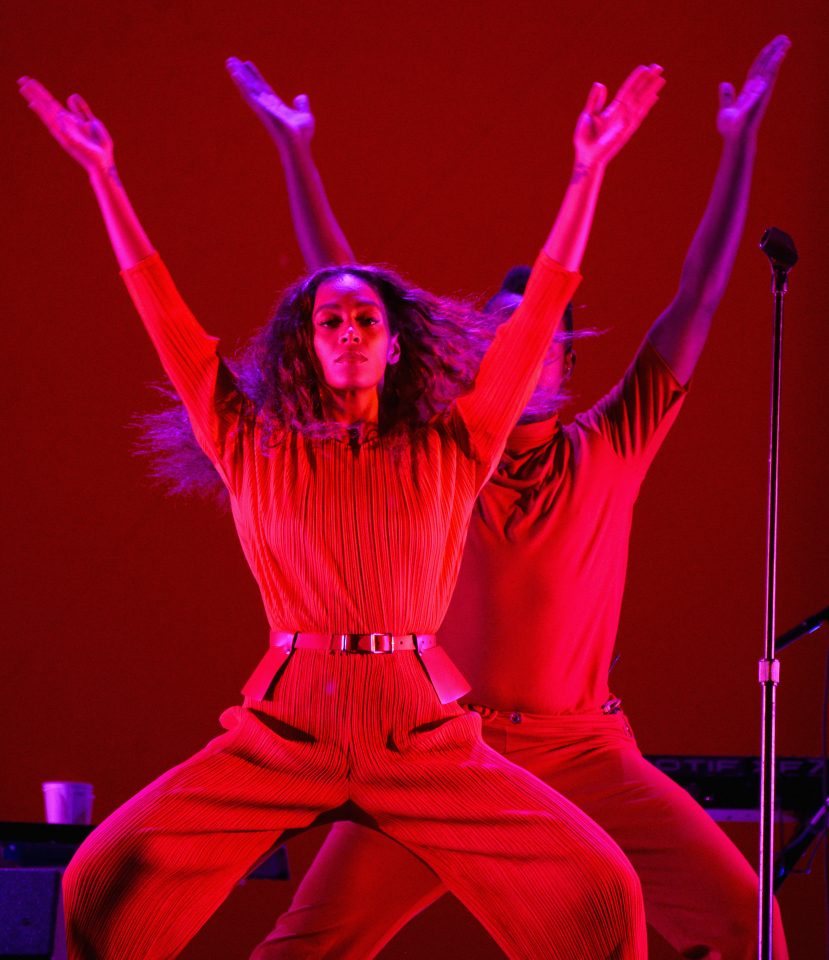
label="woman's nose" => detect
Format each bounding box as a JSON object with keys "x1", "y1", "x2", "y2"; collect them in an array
[{"x1": 340, "y1": 324, "x2": 360, "y2": 343}]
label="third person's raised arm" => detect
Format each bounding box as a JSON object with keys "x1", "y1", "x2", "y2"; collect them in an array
[
  {"x1": 647, "y1": 36, "x2": 790, "y2": 385},
  {"x1": 226, "y1": 58, "x2": 355, "y2": 271}
]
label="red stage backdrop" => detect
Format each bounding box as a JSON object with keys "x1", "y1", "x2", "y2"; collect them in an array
[{"x1": 3, "y1": 2, "x2": 828, "y2": 957}]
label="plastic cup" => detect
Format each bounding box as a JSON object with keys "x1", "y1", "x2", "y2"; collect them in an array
[{"x1": 42, "y1": 781, "x2": 95, "y2": 825}]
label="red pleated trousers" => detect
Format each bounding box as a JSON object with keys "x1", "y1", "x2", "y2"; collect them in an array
[
  {"x1": 63, "y1": 650, "x2": 645, "y2": 960},
  {"x1": 251, "y1": 710, "x2": 787, "y2": 960}
]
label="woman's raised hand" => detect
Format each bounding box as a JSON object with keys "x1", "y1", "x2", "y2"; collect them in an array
[
  {"x1": 226, "y1": 58, "x2": 314, "y2": 148},
  {"x1": 18, "y1": 76, "x2": 152, "y2": 269},
  {"x1": 18, "y1": 77, "x2": 114, "y2": 175},
  {"x1": 716, "y1": 35, "x2": 790, "y2": 143},
  {"x1": 573, "y1": 64, "x2": 665, "y2": 172}
]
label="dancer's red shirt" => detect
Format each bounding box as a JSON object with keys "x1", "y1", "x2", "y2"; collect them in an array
[
  {"x1": 438, "y1": 339, "x2": 688, "y2": 714},
  {"x1": 122, "y1": 252, "x2": 579, "y2": 637}
]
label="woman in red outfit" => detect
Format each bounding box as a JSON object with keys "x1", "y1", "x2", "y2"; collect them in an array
[{"x1": 19, "y1": 61, "x2": 662, "y2": 960}]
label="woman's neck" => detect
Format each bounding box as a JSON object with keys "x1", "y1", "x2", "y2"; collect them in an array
[{"x1": 321, "y1": 385, "x2": 381, "y2": 437}]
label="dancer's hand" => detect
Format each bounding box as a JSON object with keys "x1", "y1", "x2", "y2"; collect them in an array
[
  {"x1": 573, "y1": 64, "x2": 665, "y2": 172},
  {"x1": 226, "y1": 58, "x2": 314, "y2": 148},
  {"x1": 18, "y1": 76, "x2": 152, "y2": 268},
  {"x1": 226, "y1": 57, "x2": 354, "y2": 269},
  {"x1": 18, "y1": 77, "x2": 114, "y2": 176},
  {"x1": 717, "y1": 35, "x2": 789, "y2": 143}
]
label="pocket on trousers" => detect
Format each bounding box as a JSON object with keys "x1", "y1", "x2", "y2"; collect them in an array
[
  {"x1": 403, "y1": 706, "x2": 478, "y2": 755},
  {"x1": 410, "y1": 713, "x2": 464, "y2": 736},
  {"x1": 247, "y1": 709, "x2": 317, "y2": 744},
  {"x1": 219, "y1": 704, "x2": 317, "y2": 749}
]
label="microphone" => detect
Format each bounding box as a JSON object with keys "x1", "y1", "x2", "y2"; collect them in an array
[{"x1": 759, "y1": 227, "x2": 798, "y2": 292}]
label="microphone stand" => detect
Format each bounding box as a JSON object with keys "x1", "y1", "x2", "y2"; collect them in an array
[{"x1": 758, "y1": 226, "x2": 798, "y2": 960}]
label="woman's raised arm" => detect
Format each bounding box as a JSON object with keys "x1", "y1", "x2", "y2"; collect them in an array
[
  {"x1": 457, "y1": 64, "x2": 665, "y2": 470},
  {"x1": 18, "y1": 77, "x2": 154, "y2": 270},
  {"x1": 543, "y1": 63, "x2": 664, "y2": 272},
  {"x1": 19, "y1": 77, "x2": 245, "y2": 488}
]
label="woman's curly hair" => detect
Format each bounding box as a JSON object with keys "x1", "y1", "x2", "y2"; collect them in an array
[
  {"x1": 251, "y1": 263, "x2": 487, "y2": 438},
  {"x1": 135, "y1": 264, "x2": 490, "y2": 508}
]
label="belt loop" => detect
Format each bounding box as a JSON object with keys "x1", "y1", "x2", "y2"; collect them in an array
[
  {"x1": 243, "y1": 633, "x2": 297, "y2": 700},
  {"x1": 415, "y1": 634, "x2": 436, "y2": 653},
  {"x1": 268, "y1": 631, "x2": 298, "y2": 652}
]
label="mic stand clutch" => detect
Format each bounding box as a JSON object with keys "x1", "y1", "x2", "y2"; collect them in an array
[{"x1": 757, "y1": 226, "x2": 798, "y2": 960}]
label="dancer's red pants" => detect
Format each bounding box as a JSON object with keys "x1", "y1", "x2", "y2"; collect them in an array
[
  {"x1": 251, "y1": 710, "x2": 787, "y2": 960},
  {"x1": 63, "y1": 651, "x2": 645, "y2": 960}
]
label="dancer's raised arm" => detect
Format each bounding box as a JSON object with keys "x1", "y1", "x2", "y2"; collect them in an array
[
  {"x1": 18, "y1": 77, "x2": 153, "y2": 270},
  {"x1": 647, "y1": 35, "x2": 789, "y2": 385},
  {"x1": 544, "y1": 63, "x2": 664, "y2": 272},
  {"x1": 226, "y1": 58, "x2": 355, "y2": 270},
  {"x1": 458, "y1": 64, "x2": 665, "y2": 468},
  {"x1": 19, "y1": 76, "x2": 246, "y2": 489}
]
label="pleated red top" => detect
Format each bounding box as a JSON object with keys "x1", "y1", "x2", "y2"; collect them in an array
[{"x1": 122, "y1": 253, "x2": 580, "y2": 635}]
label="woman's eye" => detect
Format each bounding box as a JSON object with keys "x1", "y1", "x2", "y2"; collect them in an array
[{"x1": 358, "y1": 315, "x2": 378, "y2": 326}]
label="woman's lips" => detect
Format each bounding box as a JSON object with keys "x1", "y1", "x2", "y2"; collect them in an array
[{"x1": 336, "y1": 352, "x2": 367, "y2": 364}]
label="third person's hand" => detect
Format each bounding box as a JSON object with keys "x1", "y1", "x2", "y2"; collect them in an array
[
  {"x1": 716, "y1": 35, "x2": 790, "y2": 143},
  {"x1": 226, "y1": 58, "x2": 314, "y2": 149}
]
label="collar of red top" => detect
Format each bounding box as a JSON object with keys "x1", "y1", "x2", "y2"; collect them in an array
[{"x1": 505, "y1": 414, "x2": 561, "y2": 452}]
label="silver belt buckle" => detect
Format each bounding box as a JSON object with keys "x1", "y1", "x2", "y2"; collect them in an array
[{"x1": 369, "y1": 633, "x2": 393, "y2": 653}]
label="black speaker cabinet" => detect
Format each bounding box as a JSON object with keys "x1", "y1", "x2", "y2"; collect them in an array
[{"x1": 0, "y1": 869, "x2": 60, "y2": 957}]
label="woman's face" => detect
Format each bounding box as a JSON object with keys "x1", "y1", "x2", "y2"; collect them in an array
[{"x1": 312, "y1": 274, "x2": 400, "y2": 394}]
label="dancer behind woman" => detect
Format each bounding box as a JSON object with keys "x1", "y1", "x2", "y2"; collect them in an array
[
  {"x1": 19, "y1": 61, "x2": 662, "y2": 960},
  {"x1": 227, "y1": 37, "x2": 790, "y2": 960}
]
